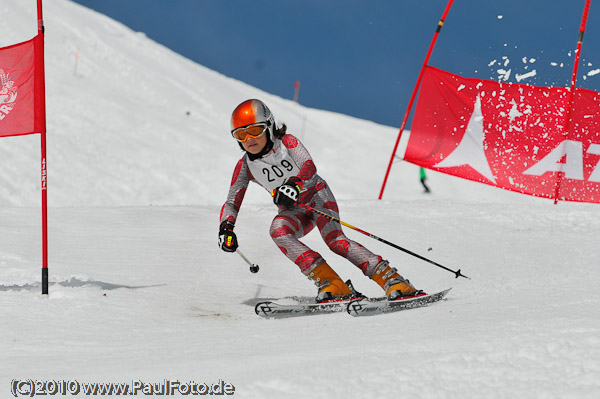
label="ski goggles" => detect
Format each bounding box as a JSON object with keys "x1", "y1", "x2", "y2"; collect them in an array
[{"x1": 231, "y1": 123, "x2": 268, "y2": 143}]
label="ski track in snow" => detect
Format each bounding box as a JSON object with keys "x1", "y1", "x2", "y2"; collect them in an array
[{"x1": 1, "y1": 1, "x2": 600, "y2": 398}]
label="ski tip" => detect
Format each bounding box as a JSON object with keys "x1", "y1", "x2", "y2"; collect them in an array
[{"x1": 346, "y1": 287, "x2": 453, "y2": 317}]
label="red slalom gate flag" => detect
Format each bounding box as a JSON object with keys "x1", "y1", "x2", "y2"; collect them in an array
[
  {"x1": 0, "y1": 34, "x2": 44, "y2": 137},
  {"x1": 405, "y1": 66, "x2": 600, "y2": 203}
]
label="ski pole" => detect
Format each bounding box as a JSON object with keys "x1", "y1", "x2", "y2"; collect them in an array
[
  {"x1": 237, "y1": 249, "x2": 260, "y2": 274},
  {"x1": 294, "y1": 202, "x2": 470, "y2": 280}
]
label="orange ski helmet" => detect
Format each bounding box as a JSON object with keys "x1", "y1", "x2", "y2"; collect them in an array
[{"x1": 230, "y1": 99, "x2": 275, "y2": 140}]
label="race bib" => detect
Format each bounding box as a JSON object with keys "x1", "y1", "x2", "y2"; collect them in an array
[{"x1": 246, "y1": 142, "x2": 300, "y2": 193}]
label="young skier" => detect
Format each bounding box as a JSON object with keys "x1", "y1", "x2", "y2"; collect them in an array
[{"x1": 218, "y1": 99, "x2": 423, "y2": 302}]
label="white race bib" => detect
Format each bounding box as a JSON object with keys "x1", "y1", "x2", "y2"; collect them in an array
[{"x1": 246, "y1": 141, "x2": 300, "y2": 193}]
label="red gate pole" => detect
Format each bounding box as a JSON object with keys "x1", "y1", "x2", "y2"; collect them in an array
[
  {"x1": 553, "y1": 0, "x2": 592, "y2": 204},
  {"x1": 37, "y1": 0, "x2": 49, "y2": 295},
  {"x1": 293, "y1": 81, "x2": 300, "y2": 103},
  {"x1": 378, "y1": 0, "x2": 454, "y2": 200}
]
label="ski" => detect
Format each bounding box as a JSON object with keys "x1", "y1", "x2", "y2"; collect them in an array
[
  {"x1": 346, "y1": 288, "x2": 452, "y2": 317},
  {"x1": 255, "y1": 298, "x2": 356, "y2": 318}
]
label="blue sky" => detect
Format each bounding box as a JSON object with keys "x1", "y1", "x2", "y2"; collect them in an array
[{"x1": 71, "y1": 0, "x2": 600, "y2": 128}]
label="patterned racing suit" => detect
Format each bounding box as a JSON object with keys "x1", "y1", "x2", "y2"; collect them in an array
[{"x1": 220, "y1": 133, "x2": 384, "y2": 278}]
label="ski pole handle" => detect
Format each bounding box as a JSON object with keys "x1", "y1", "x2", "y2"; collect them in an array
[{"x1": 237, "y1": 249, "x2": 259, "y2": 273}]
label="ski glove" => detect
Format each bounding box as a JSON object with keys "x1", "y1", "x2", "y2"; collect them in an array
[
  {"x1": 273, "y1": 177, "x2": 302, "y2": 207},
  {"x1": 218, "y1": 221, "x2": 238, "y2": 253}
]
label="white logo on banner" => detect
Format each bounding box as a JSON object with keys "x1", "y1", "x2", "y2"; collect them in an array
[
  {"x1": 524, "y1": 140, "x2": 600, "y2": 182},
  {"x1": 0, "y1": 68, "x2": 18, "y2": 121},
  {"x1": 434, "y1": 95, "x2": 497, "y2": 184},
  {"x1": 434, "y1": 93, "x2": 600, "y2": 184}
]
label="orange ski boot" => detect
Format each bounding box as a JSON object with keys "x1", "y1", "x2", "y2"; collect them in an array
[
  {"x1": 371, "y1": 261, "x2": 424, "y2": 300},
  {"x1": 307, "y1": 262, "x2": 362, "y2": 303}
]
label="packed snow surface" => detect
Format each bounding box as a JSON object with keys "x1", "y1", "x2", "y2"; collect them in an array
[{"x1": 1, "y1": 1, "x2": 599, "y2": 398}]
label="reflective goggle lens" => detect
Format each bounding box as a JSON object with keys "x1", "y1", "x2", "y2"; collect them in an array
[{"x1": 232, "y1": 123, "x2": 268, "y2": 142}]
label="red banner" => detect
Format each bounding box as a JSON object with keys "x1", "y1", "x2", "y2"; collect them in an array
[
  {"x1": 405, "y1": 66, "x2": 600, "y2": 203},
  {"x1": 0, "y1": 34, "x2": 44, "y2": 137}
]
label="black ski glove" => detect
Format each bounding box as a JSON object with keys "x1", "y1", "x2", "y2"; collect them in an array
[
  {"x1": 218, "y1": 221, "x2": 238, "y2": 253},
  {"x1": 273, "y1": 177, "x2": 302, "y2": 207}
]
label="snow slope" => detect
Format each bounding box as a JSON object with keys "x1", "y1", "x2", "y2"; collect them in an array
[{"x1": 1, "y1": 1, "x2": 599, "y2": 398}]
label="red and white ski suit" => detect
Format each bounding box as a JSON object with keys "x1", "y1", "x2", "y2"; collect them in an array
[{"x1": 220, "y1": 134, "x2": 383, "y2": 277}]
